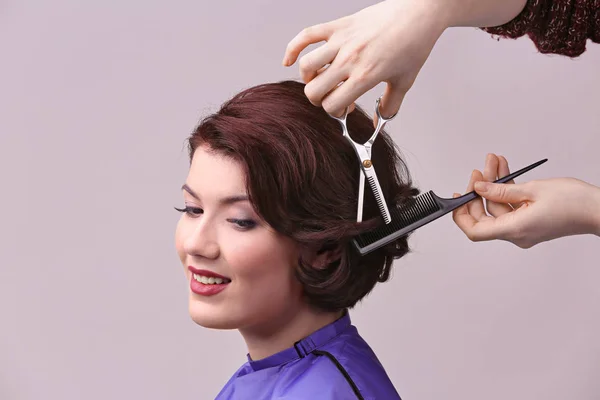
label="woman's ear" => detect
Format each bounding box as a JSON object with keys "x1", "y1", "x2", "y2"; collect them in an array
[{"x1": 302, "y1": 243, "x2": 343, "y2": 269}]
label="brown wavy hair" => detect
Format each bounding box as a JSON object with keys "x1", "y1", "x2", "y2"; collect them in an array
[{"x1": 186, "y1": 80, "x2": 419, "y2": 312}]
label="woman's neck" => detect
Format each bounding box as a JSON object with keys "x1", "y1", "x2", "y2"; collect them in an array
[{"x1": 239, "y1": 305, "x2": 344, "y2": 361}]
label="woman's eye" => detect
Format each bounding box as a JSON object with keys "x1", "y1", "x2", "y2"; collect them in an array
[
  {"x1": 174, "y1": 206, "x2": 203, "y2": 217},
  {"x1": 228, "y1": 218, "x2": 257, "y2": 230}
]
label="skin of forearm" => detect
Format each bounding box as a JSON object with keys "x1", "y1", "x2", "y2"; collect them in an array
[
  {"x1": 593, "y1": 185, "x2": 600, "y2": 237},
  {"x1": 424, "y1": 0, "x2": 528, "y2": 28}
]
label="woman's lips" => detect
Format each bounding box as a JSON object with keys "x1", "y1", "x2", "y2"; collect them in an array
[
  {"x1": 188, "y1": 266, "x2": 230, "y2": 280},
  {"x1": 188, "y1": 266, "x2": 231, "y2": 296}
]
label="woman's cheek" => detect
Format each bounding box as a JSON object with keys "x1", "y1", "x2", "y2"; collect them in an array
[
  {"x1": 226, "y1": 229, "x2": 298, "y2": 284},
  {"x1": 174, "y1": 220, "x2": 187, "y2": 264},
  {"x1": 223, "y1": 233, "x2": 274, "y2": 277}
]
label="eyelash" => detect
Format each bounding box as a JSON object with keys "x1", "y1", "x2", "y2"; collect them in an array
[
  {"x1": 174, "y1": 207, "x2": 257, "y2": 230},
  {"x1": 174, "y1": 206, "x2": 203, "y2": 216}
]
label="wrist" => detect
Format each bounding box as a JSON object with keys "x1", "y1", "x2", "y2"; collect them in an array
[
  {"x1": 593, "y1": 185, "x2": 600, "y2": 237},
  {"x1": 386, "y1": 0, "x2": 453, "y2": 32},
  {"x1": 427, "y1": 0, "x2": 528, "y2": 28}
]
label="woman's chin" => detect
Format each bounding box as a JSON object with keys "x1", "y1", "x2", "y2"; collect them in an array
[{"x1": 188, "y1": 303, "x2": 238, "y2": 330}]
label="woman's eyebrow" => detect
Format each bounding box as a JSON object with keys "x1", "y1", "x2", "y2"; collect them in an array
[{"x1": 181, "y1": 184, "x2": 249, "y2": 205}]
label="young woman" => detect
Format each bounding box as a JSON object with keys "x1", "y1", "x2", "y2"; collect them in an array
[{"x1": 174, "y1": 80, "x2": 418, "y2": 399}]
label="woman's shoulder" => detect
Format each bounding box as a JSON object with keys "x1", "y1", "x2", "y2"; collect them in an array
[{"x1": 280, "y1": 326, "x2": 402, "y2": 399}]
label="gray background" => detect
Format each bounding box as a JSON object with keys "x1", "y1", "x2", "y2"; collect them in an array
[{"x1": 1, "y1": 1, "x2": 599, "y2": 399}]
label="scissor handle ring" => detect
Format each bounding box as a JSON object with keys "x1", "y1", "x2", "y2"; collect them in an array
[
  {"x1": 327, "y1": 106, "x2": 350, "y2": 124},
  {"x1": 375, "y1": 96, "x2": 398, "y2": 122}
]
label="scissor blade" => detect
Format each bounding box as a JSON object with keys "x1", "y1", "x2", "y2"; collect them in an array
[
  {"x1": 357, "y1": 170, "x2": 365, "y2": 222},
  {"x1": 364, "y1": 168, "x2": 392, "y2": 224}
]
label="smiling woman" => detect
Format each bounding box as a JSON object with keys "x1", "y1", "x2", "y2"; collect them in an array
[{"x1": 174, "y1": 80, "x2": 418, "y2": 399}]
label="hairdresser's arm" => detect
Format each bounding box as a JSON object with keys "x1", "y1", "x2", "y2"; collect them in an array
[
  {"x1": 283, "y1": 0, "x2": 600, "y2": 118},
  {"x1": 282, "y1": 0, "x2": 528, "y2": 117},
  {"x1": 452, "y1": 154, "x2": 600, "y2": 249}
]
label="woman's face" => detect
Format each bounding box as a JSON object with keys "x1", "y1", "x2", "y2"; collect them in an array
[{"x1": 175, "y1": 145, "x2": 304, "y2": 331}]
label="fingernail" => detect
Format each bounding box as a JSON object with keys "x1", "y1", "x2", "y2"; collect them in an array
[{"x1": 474, "y1": 181, "x2": 489, "y2": 192}]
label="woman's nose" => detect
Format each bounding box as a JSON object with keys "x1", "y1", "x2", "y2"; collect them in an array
[{"x1": 183, "y1": 220, "x2": 220, "y2": 260}]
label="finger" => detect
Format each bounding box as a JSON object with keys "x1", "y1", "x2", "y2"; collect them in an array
[
  {"x1": 453, "y1": 191, "x2": 508, "y2": 243},
  {"x1": 497, "y1": 155, "x2": 522, "y2": 209},
  {"x1": 452, "y1": 193, "x2": 468, "y2": 216},
  {"x1": 379, "y1": 82, "x2": 406, "y2": 119},
  {"x1": 483, "y1": 154, "x2": 513, "y2": 216},
  {"x1": 315, "y1": 69, "x2": 356, "y2": 114},
  {"x1": 466, "y1": 170, "x2": 486, "y2": 221},
  {"x1": 454, "y1": 212, "x2": 515, "y2": 243},
  {"x1": 320, "y1": 74, "x2": 376, "y2": 117},
  {"x1": 452, "y1": 192, "x2": 478, "y2": 234},
  {"x1": 474, "y1": 181, "x2": 531, "y2": 206},
  {"x1": 283, "y1": 23, "x2": 335, "y2": 66},
  {"x1": 304, "y1": 63, "x2": 349, "y2": 108},
  {"x1": 372, "y1": 82, "x2": 406, "y2": 128},
  {"x1": 298, "y1": 43, "x2": 339, "y2": 83},
  {"x1": 483, "y1": 153, "x2": 499, "y2": 182},
  {"x1": 497, "y1": 155, "x2": 514, "y2": 184}
]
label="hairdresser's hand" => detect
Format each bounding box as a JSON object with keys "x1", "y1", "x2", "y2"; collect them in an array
[
  {"x1": 282, "y1": 0, "x2": 449, "y2": 118},
  {"x1": 452, "y1": 154, "x2": 600, "y2": 249}
]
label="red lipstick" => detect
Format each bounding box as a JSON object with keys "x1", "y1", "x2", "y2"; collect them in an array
[
  {"x1": 188, "y1": 266, "x2": 231, "y2": 296},
  {"x1": 188, "y1": 266, "x2": 230, "y2": 280}
]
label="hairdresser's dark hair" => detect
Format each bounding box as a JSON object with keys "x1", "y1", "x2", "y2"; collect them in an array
[{"x1": 186, "y1": 80, "x2": 419, "y2": 312}]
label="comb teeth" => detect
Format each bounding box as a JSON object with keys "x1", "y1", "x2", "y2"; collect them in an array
[
  {"x1": 366, "y1": 176, "x2": 391, "y2": 224},
  {"x1": 354, "y1": 191, "x2": 441, "y2": 248}
]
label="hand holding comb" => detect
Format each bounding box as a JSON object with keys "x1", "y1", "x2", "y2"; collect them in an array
[{"x1": 353, "y1": 158, "x2": 548, "y2": 255}]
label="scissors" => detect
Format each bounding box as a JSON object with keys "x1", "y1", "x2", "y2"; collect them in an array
[{"x1": 329, "y1": 97, "x2": 397, "y2": 224}]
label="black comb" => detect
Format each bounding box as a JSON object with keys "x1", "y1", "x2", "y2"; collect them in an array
[{"x1": 353, "y1": 158, "x2": 548, "y2": 255}]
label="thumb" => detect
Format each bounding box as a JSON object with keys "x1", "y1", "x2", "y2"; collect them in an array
[
  {"x1": 474, "y1": 181, "x2": 530, "y2": 204},
  {"x1": 373, "y1": 84, "x2": 405, "y2": 129},
  {"x1": 379, "y1": 82, "x2": 405, "y2": 119}
]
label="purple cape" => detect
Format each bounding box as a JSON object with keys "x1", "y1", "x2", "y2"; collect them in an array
[{"x1": 215, "y1": 312, "x2": 401, "y2": 399}]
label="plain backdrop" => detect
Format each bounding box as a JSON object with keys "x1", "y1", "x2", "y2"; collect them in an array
[{"x1": 1, "y1": 1, "x2": 599, "y2": 399}]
